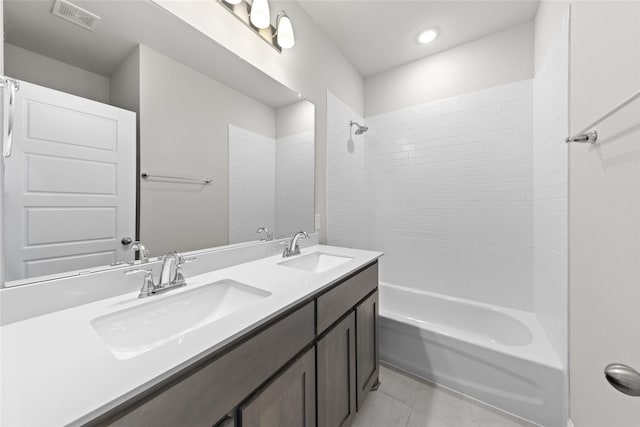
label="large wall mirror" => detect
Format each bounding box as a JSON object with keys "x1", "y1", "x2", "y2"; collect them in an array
[{"x1": 2, "y1": 0, "x2": 315, "y2": 287}]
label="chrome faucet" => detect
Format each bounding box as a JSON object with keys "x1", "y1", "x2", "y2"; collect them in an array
[
  {"x1": 125, "y1": 251, "x2": 196, "y2": 298},
  {"x1": 256, "y1": 227, "x2": 274, "y2": 241},
  {"x1": 130, "y1": 241, "x2": 150, "y2": 263},
  {"x1": 159, "y1": 251, "x2": 187, "y2": 288},
  {"x1": 283, "y1": 231, "x2": 309, "y2": 258}
]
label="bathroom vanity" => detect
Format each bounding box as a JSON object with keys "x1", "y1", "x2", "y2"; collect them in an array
[{"x1": 0, "y1": 245, "x2": 382, "y2": 427}]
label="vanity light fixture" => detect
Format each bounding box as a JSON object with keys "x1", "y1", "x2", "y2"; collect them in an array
[
  {"x1": 219, "y1": 0, "x2": 295, "y2": 53},
  {"x1": 417, "y1": 28, "x2": 439, "y2": 44}
]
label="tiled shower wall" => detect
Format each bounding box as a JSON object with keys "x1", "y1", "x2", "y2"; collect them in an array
[
  {"x1": 229, "y1": 125, "x2": 275, "y2": 244},
  {"x1": 533, "y1": 22, "x2": 569, "y2": 367},
  {"x1": 328, "y1": 81, "x2": 535, "y2": 311},
  {"x1": 326, "y1": 91, "x2": 368, "y2": 249},
  {"x1": 275, "y1": 130, "x2": 315, "y2": 238}
]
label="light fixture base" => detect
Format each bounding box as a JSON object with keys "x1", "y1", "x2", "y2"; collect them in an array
[{"x1": 218, "y1": 0, "x2": 283, "y2": 53}]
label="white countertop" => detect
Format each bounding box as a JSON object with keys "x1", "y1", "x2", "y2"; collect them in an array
[{"x1": 0, "y1": 245, "x2": 382, "y2": 426}]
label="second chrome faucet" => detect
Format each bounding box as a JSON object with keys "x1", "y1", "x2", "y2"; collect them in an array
[{"x1": 282, "y1": 231, "x2": 309, "y2": 258}]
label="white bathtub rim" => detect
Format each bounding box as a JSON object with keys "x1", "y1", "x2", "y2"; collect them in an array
[{"x1": 378, "y1": 282, "x2": 563, "y2": 370}]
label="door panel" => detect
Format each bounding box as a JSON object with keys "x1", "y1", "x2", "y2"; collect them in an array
[
  {"x1": 317, "y1": 313, "x2": 356, "y2": 427},
  {"x1": 4, "y1": 80, "x2": 136, "y2": 281},
  {"x1": 240, "y1": 349, "x2": 315, "y2": 427},
  {"x1": 356, "y1": 291, "x2": 379, "y2": 410}
]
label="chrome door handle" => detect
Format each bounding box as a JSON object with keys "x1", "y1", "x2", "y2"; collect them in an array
[
  {"x1": 604, "y1": 363, "x2": 640, "y2": 396},
  {"x1": 121, "y1": 237, "x2": 133, "y2": 245}
]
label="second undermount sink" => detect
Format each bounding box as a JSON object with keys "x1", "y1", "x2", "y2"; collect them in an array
[
  {"x1": 91, "y1": 279, "x2": 271, "y2": 360},
  {"x1": 279, "y1": 252, "x2": 353, "y2": 274}
]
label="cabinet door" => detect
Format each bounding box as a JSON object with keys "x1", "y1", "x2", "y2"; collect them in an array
[
  {"x1": 239, "y1": 349, "x2": 315, "y2": 427},
  {"x1": 356, "y1": 290, "x2": 379, "y2": 411},
  {"x1": 317, "y1": 313, "x2": 356, "y2": 427}
]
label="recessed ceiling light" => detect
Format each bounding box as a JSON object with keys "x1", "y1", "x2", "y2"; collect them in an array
[{"x1": 417, "y1": 28, "x2": 439, "y2": 44}]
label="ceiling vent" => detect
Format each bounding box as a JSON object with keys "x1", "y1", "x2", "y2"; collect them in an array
[{"x1": 51, "y1": 0, "x2": 101, "y2": 31}]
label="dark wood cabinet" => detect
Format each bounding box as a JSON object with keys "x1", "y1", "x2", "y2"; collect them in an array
[
  {"x1": 317, "y1": 313, "x2": 357, "y2": 427},
  {"x1": 239, "y1": 349, "x2": 315, "y2": 427},
  {"x1": 355, "y1": 290, "x2": 379, "y2": 411}
]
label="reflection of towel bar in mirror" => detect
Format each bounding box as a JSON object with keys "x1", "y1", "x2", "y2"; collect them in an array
[{"x1": 141, "y1": 173, "x2": 212, "y2": 184}]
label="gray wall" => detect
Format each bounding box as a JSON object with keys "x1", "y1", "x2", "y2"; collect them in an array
[
  {"x1": 568, "y1": 1, "x2": 640, "y2": 426},
  {"x1": 137, "y1": 45, "x2": 276, "y2": 256},
  {"x1": 276, "y1": 100, "x2": 315, "y2": 138},
  {"x1": 110, "y1": 48, "x2": 140, "y2": 114},
  {"x1": 364, "y1": 21, "x2": 534, "y2": 117},
  {"x1": 152, "y1": 0, "x2": 365, "y2": 243},
  {"x1": 4, "y1": 43, "x2": 110, "y2": 104}
]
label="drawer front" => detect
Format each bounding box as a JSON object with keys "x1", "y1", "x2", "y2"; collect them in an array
[
  {"x1": 316, "y1": 263, "x2": 378, "y2": 334},
  {"x1": 106, "y1": 302, "x2": 315, "y2": 427}
]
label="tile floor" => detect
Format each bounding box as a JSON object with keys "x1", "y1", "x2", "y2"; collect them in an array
[{"x1": 352, "y1": 364, "x2": 538, "y2": 427}]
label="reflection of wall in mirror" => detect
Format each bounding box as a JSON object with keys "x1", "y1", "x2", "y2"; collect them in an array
[
  {"x1": 228, "y1": 116, "x2": 314, "y2": 243},
  {"x1": 229, "y1": 125, "x2": 276, "y2": 244},
  {"x1": 112, "y1": 45, "x2": 277, "y2": 256},
  {"x1": 275, "y1": 101, "x2": 315, "y2": 238},
  {"x1": 2, "y1": 40, "x2": 312, "y2": 261},
  {"x1": 4, "y1": 43, "x2": 110, "y2": 103}
]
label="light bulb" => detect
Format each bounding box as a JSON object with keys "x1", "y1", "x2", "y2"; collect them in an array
[
  {"x1": 250, "y1": 0, "x2": 270, "y2": 29},
  {"x1": 417, "y1": 28, "x2": 439, "y2": 44},
  {"x1": 276, "y1": 12, "x2": 295, "y2": 49}
]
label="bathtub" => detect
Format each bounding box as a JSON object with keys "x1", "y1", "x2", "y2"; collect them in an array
[{"x1": 379, "y1": 282, "x2": 565, "y2": 427}]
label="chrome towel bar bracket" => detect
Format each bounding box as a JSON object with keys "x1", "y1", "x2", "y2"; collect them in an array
[{"x1": 566, "y1": 130, "x2": 598, "y2": 144}]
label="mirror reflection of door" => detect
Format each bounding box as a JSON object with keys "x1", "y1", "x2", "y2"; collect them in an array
[
  {"x1": 2, "y1": 0, "x2": 315, "y2": 287},
  {"x1": 4, "y1": 80, "x2": 136, "y2": 282}
]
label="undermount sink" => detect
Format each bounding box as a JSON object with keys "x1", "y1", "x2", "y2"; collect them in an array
[
  {"x1": 279, "y1": 252, "x2": 353, "y2": 274},
  {"x1": 91, "y1": 279, "x2": 271, "y2": 360}
]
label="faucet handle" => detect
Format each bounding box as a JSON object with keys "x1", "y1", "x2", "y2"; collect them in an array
[
  {"x1": 179, "y1": 256, "x2": 197, "y2": 265},
  {"x1": 124, "y1": 268, "x2": 152, "y2": 276},
  {"x1": 125, "y1": 268, "x2": 156, "y2": 298}
]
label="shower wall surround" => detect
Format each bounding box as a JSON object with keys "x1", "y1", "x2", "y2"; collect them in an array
[
  {"x1": 229, "y1": 126, "x2": 315, "y2": 243},
  {"x1": 229, "y1": 125, "x2": 276, "y2": 244},
  {"x1": 275, "y1": 130, "x2": 315, "y2": 236},
  {"x1": 533, "y1": 22, "x2": 569, "y2": 368},
  {"x1": 331, "y1": 81, "x2": 535, "y2": 311},
  {"x1": 327, "y1": 92, "x2": 367, "y2": 249}
]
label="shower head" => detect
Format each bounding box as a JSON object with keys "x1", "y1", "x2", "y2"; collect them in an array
[{"x1": 350, "y1": 121, "x2": 368, "y2": 135}]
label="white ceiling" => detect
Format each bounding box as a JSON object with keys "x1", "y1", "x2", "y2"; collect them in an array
[{"x1": 298, "y1": 0, "x2": 540, "y2": 77}]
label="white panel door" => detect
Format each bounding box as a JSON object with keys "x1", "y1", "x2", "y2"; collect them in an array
[{"x1": 4, "y1": 80, "x2": 136, "y2": 282}]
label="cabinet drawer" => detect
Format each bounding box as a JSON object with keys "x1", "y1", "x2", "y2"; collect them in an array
[
  {"x1": 316, "y1": 263, "x2": 378, "y2": 334},
  {"x1": 106, "y1": 302, "x2": 315, "y2": 427}
]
